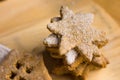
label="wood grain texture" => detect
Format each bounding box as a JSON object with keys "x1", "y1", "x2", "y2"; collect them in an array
[
  {"x1": 94, "y1": 0, "x2": 120, "y2": 25},
  {"x1": 0, "y1": 0, "x2": 120, "y2": 80}
]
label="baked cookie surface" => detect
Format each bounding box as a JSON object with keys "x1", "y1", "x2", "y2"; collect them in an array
[{"x1": 0, "y1": 50, "x2": 52, "y2": 80}]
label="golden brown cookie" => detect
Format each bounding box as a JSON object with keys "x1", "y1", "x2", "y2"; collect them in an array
[
  {"x1": 74, "y1": 64, "x2": 90, "y2": 80},
  {"x1": 46, "y1": 47, "x2": 63, "y2": 59},
  {"x1": 64, "y1": 54, "x2": 84, "y2": 71},
  {"x1": 47, "y1": 6, "x2": 108, "y2": 62},
  {"x1": 0, "y1": 50, "x2": 52, "y2": 80},
  {"x1": 92, "y1": 54, "x2": 109, "y2": 68},
  {"x1": 46, "y1": 40, "x2": 109, "y2": 70},
  {"x1": 44, "y1": 6, "x2": 109, "y2": 80},
  {"x1": 45, "y1": 38, "x2": 109, "y2": 70},
  {"x1": 72, "y1": 62, "x2": 88, "y2": 77},
  {"x1": 46, "y1": 47, "x2": 59, "y2": 54},
  {"x1": 52, "y1": 66, "x2": 70, "y2": 75}
]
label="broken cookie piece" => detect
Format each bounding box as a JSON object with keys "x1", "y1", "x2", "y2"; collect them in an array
[{"x1": 0, "y1": 50, "x2": 52, "y2": 80}]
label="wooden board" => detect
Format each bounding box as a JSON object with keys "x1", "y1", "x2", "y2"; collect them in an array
[
  {"x1": 94, "y1": 0, "x2": 120, "y2": 25},
  {"x1": 0, "y1": 0, "x2": 120, "y2": 80}
]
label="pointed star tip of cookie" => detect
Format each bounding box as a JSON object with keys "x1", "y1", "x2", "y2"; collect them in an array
[
  {"x1": 61, "y1": 5, "x2": 68, "y2": 9},
  {"x1": 60, "y1": 5, "x2": 73, "y2": 14},
  {"x1": 85, "y1": 56, "x2": 93, "y2": 62},
  {"x1": 47, "y1": 23, "x2": 53, "y2": 31}
]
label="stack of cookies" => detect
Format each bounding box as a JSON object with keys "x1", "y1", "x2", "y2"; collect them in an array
[{"x1": 43, "y1": 6, "x2": 109, "y2": 80}]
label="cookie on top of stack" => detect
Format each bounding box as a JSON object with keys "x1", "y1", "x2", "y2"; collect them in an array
[{"x1": 43, "y1": 6, "x2": 109, "y2": 80}]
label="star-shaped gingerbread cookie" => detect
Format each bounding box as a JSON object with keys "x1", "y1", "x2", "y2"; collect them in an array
[{"x1": 47, "y1": 6, "x2": 108, "y2": 62}]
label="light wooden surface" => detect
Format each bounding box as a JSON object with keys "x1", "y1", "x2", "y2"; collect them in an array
[
  {"x1": 0, "y1": 0, "x2": 120, "y2": 80},
  {"x1": 94, "y1": 0, "x2": 120, "y2": 25}
]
